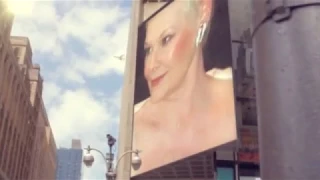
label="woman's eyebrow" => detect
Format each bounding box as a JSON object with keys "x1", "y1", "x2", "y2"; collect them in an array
[
  {"x1": 159, "y1": 28, "x2": 175, "y2": 39},
  {"x1": 144, "y1": 26, "x2": 175, "y2": 46}
]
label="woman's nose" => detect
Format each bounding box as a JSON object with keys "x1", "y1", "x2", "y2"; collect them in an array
[
  {"x1": 151, "y1": 66, "x2": 159, "y2": 73},
  {"x1": 146, "y1": 51, "x2": 160, "y2": 74}
]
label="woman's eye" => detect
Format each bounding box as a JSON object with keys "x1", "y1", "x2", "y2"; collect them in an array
[
  {"x1": 144, "y1": 47, "x2": 151, "y2": 56},
  {"x1": 161, "y1": 34, "x2": 174, "y2": 46}
]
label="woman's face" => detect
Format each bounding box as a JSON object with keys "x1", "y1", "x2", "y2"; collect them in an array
[{"x1": 144, "y1": 1, "x2": 199, "y2": 103}]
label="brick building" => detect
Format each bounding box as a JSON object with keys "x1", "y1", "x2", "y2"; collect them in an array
[
  {"x1": 29, "y1": 100, "x2": 57, "y2": 180},
  {"x1": 0, "y1": 1, "x2": 57, "y2": 179},
  {"x1": 0, "y1": 33, "x2": 42, "y2": 180}
]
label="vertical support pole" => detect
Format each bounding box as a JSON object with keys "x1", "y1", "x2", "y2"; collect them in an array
[
  {"x1": 252, "y1": 1, "x2": 320, "y2": 179},
  {"x1": 233, "y1": 151, "x2": 238, "y2": 180},
  {"x1": 116, "y1": 1, "x2": 143, "y2": 180},
  {"x1": 213, "y1": 152, "x2": 217, "y2": 180}
]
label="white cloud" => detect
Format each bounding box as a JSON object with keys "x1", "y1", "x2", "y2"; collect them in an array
[
  {"x1": 11, "y1": 1, "x2": 62, "y2": 55},
  {"x1": 42, "y1": 81, "x2": 62, "y2": 106},
  {"x1": 44, "y1": 84, "x2": 120, "y2": 179},
  {"x1": 10, "y1": 0, "x2": 130, "y2": 179},
  {"x1": 110, "y1": 88, "x2": 122, "y2": 110},
  {"x1": 57, "y1": 4, "x2": 124, "y2": 42},
  {"x1": 57, "y1": 64, "x2": 86, "y2": 84},
  {"x1": 11, "y1": 0, "x2": 129, "y2": 83},
  {"x1": 60, "y1": 5, "x2": 130, "y2": 79},
  {"x1": 48, "y1": 88, "x2": 115, "y2": 145}
]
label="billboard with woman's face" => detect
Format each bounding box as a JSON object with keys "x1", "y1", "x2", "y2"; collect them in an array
[{"x1": 132, "y1": 0, "x2": 236, "y2": 176}]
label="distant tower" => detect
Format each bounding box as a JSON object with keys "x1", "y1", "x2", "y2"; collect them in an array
[
  {"x1": 56, "y1": 139, "x2": 83, "y2": 180},
  {"x1": 72, "y1": 139, "x2": 82, "y2": 149}
]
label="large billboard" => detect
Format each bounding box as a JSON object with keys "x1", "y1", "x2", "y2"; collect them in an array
[{"x1": 132, "y1": 0, "x2": 236, "y2": 176}]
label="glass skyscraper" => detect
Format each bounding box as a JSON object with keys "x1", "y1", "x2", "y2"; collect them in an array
[{"x1": 56, "y1": 139, "x2": 83, "y2": 180}]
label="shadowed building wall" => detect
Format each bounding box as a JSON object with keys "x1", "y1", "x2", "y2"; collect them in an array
[
  {"x1": 0, "y1": 3, "x2": 43, "y2": 179},
  {"x1": 29, "y1": 100, "x2": 57, "y2": 180}
]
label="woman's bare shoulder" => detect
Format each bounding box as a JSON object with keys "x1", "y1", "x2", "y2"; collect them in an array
[
  {"x1": 134, "y1": 98, "x2": 149, "y2": 114},
  {"x1": 133, "y1": 99, "x2": 154, "y2": 148},
  {"x1": 206, "y1": 68, "x2": 236, "y2": 135},
  {"x1": 206, "y1": 67, "x2": 234, "y2": 91},
  {"x1": 207, "y1": 67, "x2": 235, "y2": 107},
  {"x1": 206, "y1": 67, "x2": 233, "y2": 80},
  {"x1": 134, "y1": 98, "x2": 152, "y2": 130}
]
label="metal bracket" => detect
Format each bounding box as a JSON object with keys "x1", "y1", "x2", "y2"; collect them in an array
[
  {"x1": 250, "y1": 0, "x2": 320, "y2": 41},
  {"x1": 266, "y1": 0, "x2": 292, "y2": 22}
]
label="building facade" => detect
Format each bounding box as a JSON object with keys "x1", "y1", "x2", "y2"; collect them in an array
[
  {"x1": 1, "y1": 2, "x2": 56, "y2": 180},
  {"x1": 56, "y1": 139, "x2": 83, "y2": 180},
  {"x1": 29, "y1": 100, "x2": 57, "y2": 180},
  {"x1": 0, "y1": 3, "x2": 39, "y2": 180}
]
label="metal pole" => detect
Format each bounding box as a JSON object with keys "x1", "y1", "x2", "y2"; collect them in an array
[
  {"x1": 116, "y1": 1, "x2": 143, "y2": 180},
  {"x1": 252, "y1": 0, "x2": 320, "y2": 179}
]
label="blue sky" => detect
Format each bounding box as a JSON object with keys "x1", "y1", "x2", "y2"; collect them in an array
[{"x1": 9, "y1": 0, "x2": 132, "y2": 179}]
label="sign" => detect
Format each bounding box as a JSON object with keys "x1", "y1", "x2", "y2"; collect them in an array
[
  {"x1": 238, "y1": 127, "x2": 259, "y2": 163},
  {"x1": 132, "y1": 0, "x2": 236, "y2": 176}
]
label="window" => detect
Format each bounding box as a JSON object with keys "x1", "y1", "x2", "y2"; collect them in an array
[
  {"x1": 241, "y1": 101, "x2": 258, "y2": 126},
  {"x1": 238, "y1": 163, "x2": 260, "y2": 177},
  {"x1": 240, "y1": 178, "x2": 261, "y2": 180},
  {"x1": 217, "y1": 167, "x2": 234, "y2": 180},
  {"x1": 0, "y1": 102, "x2": 4, "y2": 121},
  {"x1": 5, "y1": 125, "x2": 13, "y2": 171},
  {"x1": 0, "y1": 115, "x2": 8, "y2": 168},
  {"x1": 13, "y1": 47, "x2": 20, "y2": 58},
  {"x1": 8, "y1": 64, "x2": 12, "y2": 73},
  {"x1": 8, "y1": 129, "x2": 17, "y2": 178},
  {"x1": 12, "y1": 75, "x2": 16, "y2": 86},
  {"x1": 4, "y1": 54, "x2": 8, "y2": 66},
  {"x1": 0, "y1": 104, "x2": 4, "y2": 163},
  {"x1": 16, "y1": 139, "x2": 22, "y2": 179}
]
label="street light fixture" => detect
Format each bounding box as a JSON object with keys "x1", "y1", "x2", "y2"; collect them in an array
[
  {"x1": 82, "y1": 134, "x2": 141, "y2": 180},
  {"x1": 105, "y1": 149, "x2": 141, "y2": 179}
]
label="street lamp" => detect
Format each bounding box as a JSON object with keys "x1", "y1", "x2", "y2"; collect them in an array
[
  {"x1": 83, "y1": 134, "x2": 141, "y2": 180},
  {"x1": 105, "y1": 149, "x2": 142, "y2": 179}
]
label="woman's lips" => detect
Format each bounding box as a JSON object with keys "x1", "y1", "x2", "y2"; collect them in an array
[{"x1": 151, "y1": 73, "x2": 166, "y2": 88}]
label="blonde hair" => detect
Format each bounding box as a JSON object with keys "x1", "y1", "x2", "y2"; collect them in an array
[{"x1": 184, "y1": 0, "x2": 212, "y2": 46}]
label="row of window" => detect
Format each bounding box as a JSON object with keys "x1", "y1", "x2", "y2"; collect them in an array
[
  {"x1": 216, "y1": 160, "x2": 260, "y2": 180},
  {"x1": 1, "y1": 17, "x2": 53, "y2": 180},
  {"x1": 0, "y1": 11, "x2": 11, "y2": 39},
  {"x1": 0, "y1": 40, "x2": 37, "y2": 179},
  {"x1": 30, "y1": 127, "x2": 57, "y2": 179},
  {"x1": 0, "y1": 44, "x2": 32, "y2": 120},
  {"x1": 0, "y1": 102, "x2": 30, "y2": 179}
]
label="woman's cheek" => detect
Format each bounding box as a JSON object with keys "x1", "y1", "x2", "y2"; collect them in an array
[
  {"x1": 144, "y1": 58, "x2": 151, "y2": 81},
  {"x1": 171, "y1": 31, "x2": 194, "y2": 63}
]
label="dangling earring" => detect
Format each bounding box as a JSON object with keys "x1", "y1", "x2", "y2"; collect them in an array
[{"x1": 195, "y1": 23, "x2": 207, "y2": 47}]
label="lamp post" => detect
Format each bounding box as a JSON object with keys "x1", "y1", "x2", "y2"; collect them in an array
[
  {"x1": 252, "y1": 0, "x2": 320, "y2": 179},
  {"x1": 83, "y1": 134, "x2": 142, "y2": 180}
]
